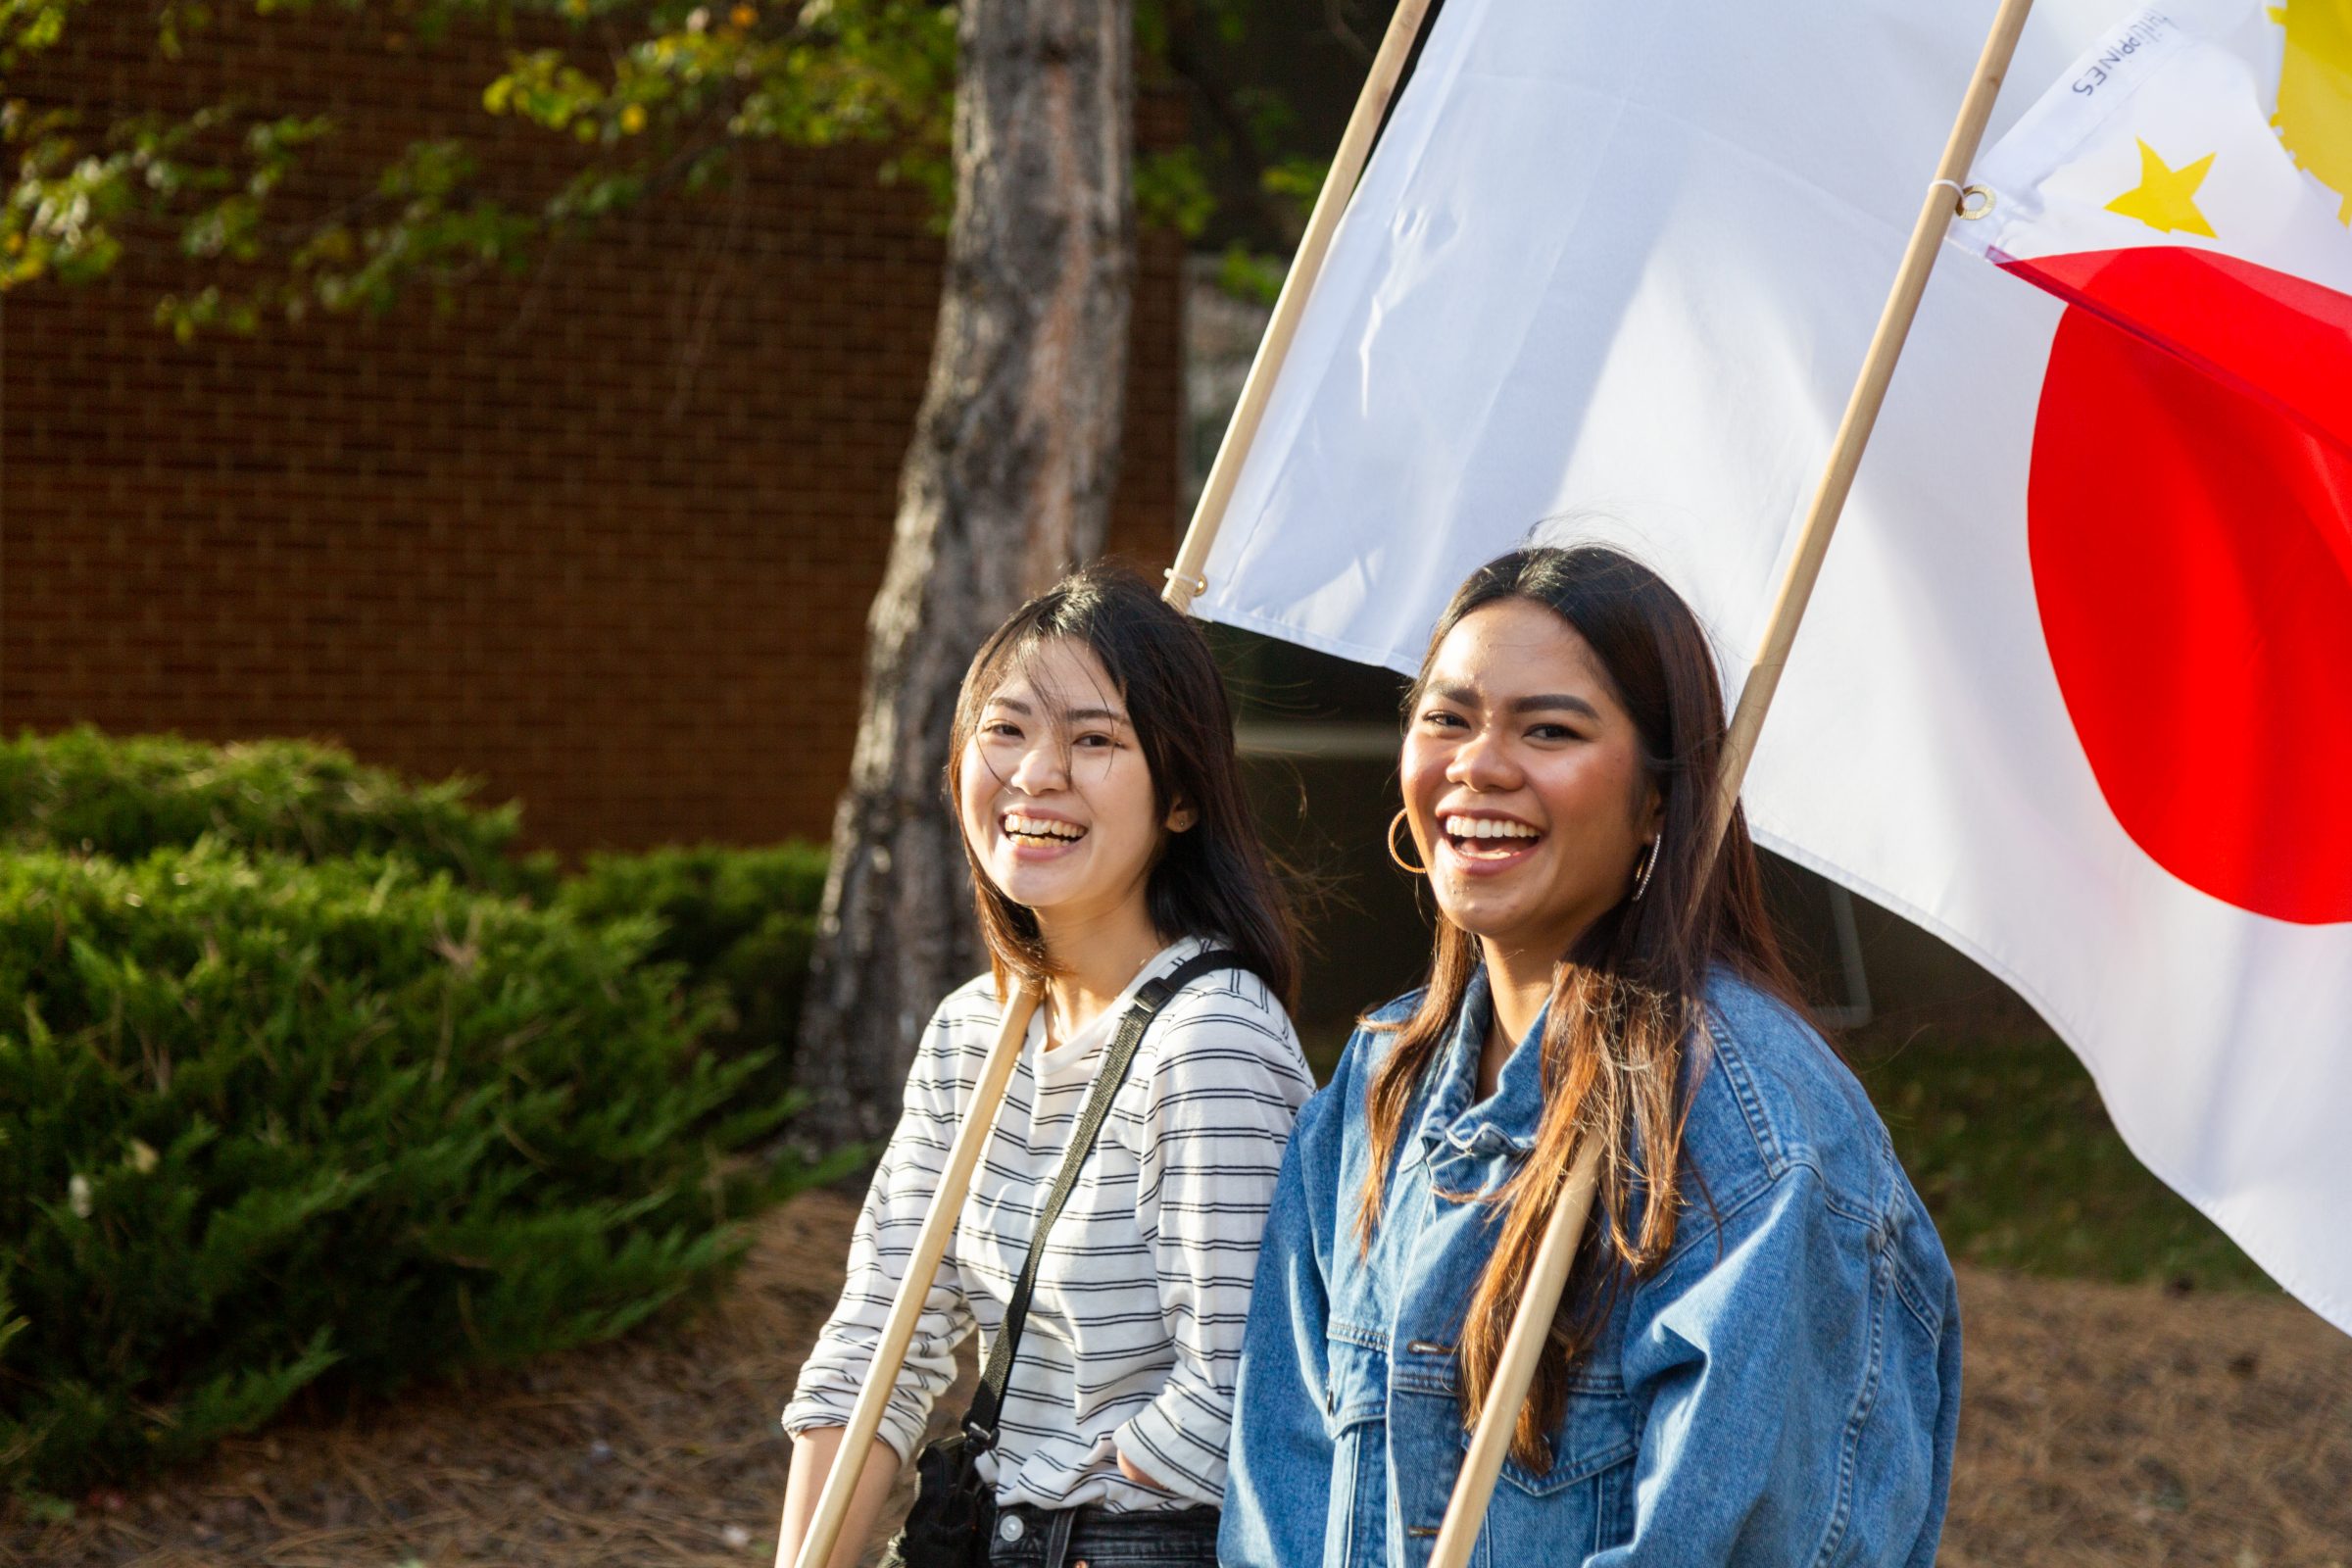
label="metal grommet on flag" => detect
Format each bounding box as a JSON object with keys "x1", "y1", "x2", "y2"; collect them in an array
[
  {"x1": 1162, "y1": 566, "x2": 1208, "y2": 607},
  {"x1": 1932, "y1": 177, "x2": 1995, "y2": 219}
]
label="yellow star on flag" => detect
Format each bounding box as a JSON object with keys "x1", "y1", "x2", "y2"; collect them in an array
[
  {"x1": 2271, "y1": 0, "x2": 2352, "y2": 223},
  {"x1": 2105, "y1": 138, "x2": 2219, "y2": 236}
]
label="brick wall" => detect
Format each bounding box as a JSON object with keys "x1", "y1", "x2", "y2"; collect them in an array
[{"x1": 0, "y1": 7, "x2": 1185, "y2": 853}]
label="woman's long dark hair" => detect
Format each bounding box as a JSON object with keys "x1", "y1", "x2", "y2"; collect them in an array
[
  {"x1": 1356, "y1": 544, "x2": 1805, "y2": 1467},
  {"x1": 948, "y1": 562, "x2": 1298, "y2": 1010}
]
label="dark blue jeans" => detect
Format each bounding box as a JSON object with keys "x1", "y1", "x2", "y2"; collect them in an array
[{"x1": 984, "y1": 1503, "x2": 1220, "y2": 1568}]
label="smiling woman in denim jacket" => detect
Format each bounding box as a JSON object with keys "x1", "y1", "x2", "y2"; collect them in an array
[{"x1": 1219, "y1": 546, "x2": 1962, "y2": 1568}]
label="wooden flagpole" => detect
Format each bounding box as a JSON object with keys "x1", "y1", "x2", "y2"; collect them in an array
[
  {"x1": 1710, "y1": 0, "x2": 2039, "y2": 846},
  {"x1": 1161, "y1": 0, "x2": 1438, "y2": 612},
  {"x1": 790, "y1": 985, "x2": 1041, "y2": 1568},
  {"x1": 1424, "y1": 2, "x2": 2039, "y2": 1564}
]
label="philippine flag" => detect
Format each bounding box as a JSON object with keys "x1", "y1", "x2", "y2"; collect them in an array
[{"x1": 1189, "y1": 0, "x2": 2352, "y2": 1331}]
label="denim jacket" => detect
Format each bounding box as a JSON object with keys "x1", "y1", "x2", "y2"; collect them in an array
[{"x1": 1218, "y1": 967, "x2": 1961, "y2": 1568}]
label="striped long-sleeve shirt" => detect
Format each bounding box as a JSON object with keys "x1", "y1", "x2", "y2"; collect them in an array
[{"x1": 782, "y1": 937, "x2": 1313, "y2": 1511}]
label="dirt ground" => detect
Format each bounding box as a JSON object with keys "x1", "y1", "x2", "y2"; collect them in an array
[{"x1": 8, "y1": 1188, "x2": 2348, "y2": 1568}]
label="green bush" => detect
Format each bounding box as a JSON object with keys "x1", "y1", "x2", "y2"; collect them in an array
[
  {"x1": 0, "y1": 727, "x2": 551, "y2": 896},
  {"x1": 1, "y1": 732, "x2": 831, "y2": 1081},
  {"x1": 554, "y1": 844, "x2": 829, "y2": 1102},
  {"x1": 0, "y1": 843, "x2": 839, "y2": 1496}
]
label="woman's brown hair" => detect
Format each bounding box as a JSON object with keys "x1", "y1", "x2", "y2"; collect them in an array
[
  {"x1": 1356, "y1": 544, "x2": 1805, "y2": 1468},
  {"x1": 947, "y1": 562, "x2": 1299, "y2": 1010}
]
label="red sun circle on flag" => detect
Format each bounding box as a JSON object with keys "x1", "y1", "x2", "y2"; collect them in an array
[{"x1": 2015, "y1": 246, "x2": 2352, "y2": 925}]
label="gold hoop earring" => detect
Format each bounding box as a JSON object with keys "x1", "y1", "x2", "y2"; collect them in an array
[
  {"x1": 1387, "y1": 809, "x2": 1429, "y2": 875},
  {"x1": 1631, "y1": 836, "x2": 1660, "y2": 904}
]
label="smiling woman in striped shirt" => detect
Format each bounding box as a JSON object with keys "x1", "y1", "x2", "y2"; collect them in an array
[{"x1": 775, "y1": 564, "x2": 1312, "y2": 1568}]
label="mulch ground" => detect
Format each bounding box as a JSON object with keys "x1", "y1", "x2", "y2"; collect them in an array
[{"x1": 7, "y1": 1188, "x2": 2348, "y2": 1567}]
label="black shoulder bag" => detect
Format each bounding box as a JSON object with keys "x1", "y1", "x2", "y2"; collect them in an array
[{"x1": 894, "y1": 950, "x2": 1244, "y2": 1568}]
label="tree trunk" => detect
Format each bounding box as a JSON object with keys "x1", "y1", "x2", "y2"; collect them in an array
[{"x1": 795, "y1": 0, "x2": 1137, "y2": 1144}]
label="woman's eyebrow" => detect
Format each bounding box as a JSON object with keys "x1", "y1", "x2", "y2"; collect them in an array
[
  {"x1": 1425, "y1": 682, "x2": 1599, "y2": 721},
  {"x1": 988, "y1": 696, "x2": 1125, "y2": 724},
  {"x1": 1511, "y1": 693, "x2": 1600, "y2": 719}
]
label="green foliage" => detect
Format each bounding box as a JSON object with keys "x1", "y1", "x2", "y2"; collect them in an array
[
  {"x1": 1136, "y1": 145, "x2": 1214, "y2": 239},
  {"x1": 0, "y1": 0, "x2": 93, "y2": 70},
  {"x1": 554, "y1": 842, "x2": 829, "y2": 1103},
  {"x1": 1259, "y1": 153, "x2": 1329, "y2": 205},
  {"x1": 2, "y1": 0, "x2": 959, "y2": 331},
  {"x1": 0, "y1": 101, "x2": 306, "y2": 292},
  {"x1": 1211, "y1": 240, "x2": 1286, "y2": 307},
  {"x1": 1196, "y1": 157, "x2": 1330, "y2": 304},
  {"x1": 0, "y1": 728, "x2": 547, "y2": 897},
  {"x1": 5, "y1": 0, "x2": 1305, "y2": 330},
  {"x1": 1144, "y1": 0, "x2": 1381, "y2": 257},
  {"x1": 0, "y1": 728, "x2": 832, "y2": 1099},
  {"x1": 0, "y1": 732, "x2": 850, "y2": 1494},
  {"x1": 1855, "y1": 1030, "x2": 2270, "y2": 1292},
  {"x1": 0, "y1": 842, "x2": 841, "y2": 1495}
]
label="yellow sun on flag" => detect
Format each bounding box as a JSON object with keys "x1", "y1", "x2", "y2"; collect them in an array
[
  {"x1": 2271, "y1": 1, "x2": 2352, "y2": 222},
  {"x1": 2107, "y1": 139, "x2": 2221, "y2": 235}
]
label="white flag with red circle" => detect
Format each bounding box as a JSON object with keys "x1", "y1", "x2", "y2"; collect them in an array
[{"x1": 1191, "y1": 0, "x2": 2352, "y2": 1331}]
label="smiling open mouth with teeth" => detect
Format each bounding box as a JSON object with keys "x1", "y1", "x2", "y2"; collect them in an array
[
  {"x1": 1442, "y1": 814, "x2": 1542, "y2": 858},
  {"x1": 1003, "y1": 811, "x2": 1088, "y2": 845}
]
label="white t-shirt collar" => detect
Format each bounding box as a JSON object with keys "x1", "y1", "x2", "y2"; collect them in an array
[{"x1": 1028, "y1": 934, "x2": 1211, "y2": 1081}]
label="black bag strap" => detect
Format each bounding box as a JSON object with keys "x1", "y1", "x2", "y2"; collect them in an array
[{"x1": 961, "y1": 948, "x2": 1246, "y2": 1450}]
